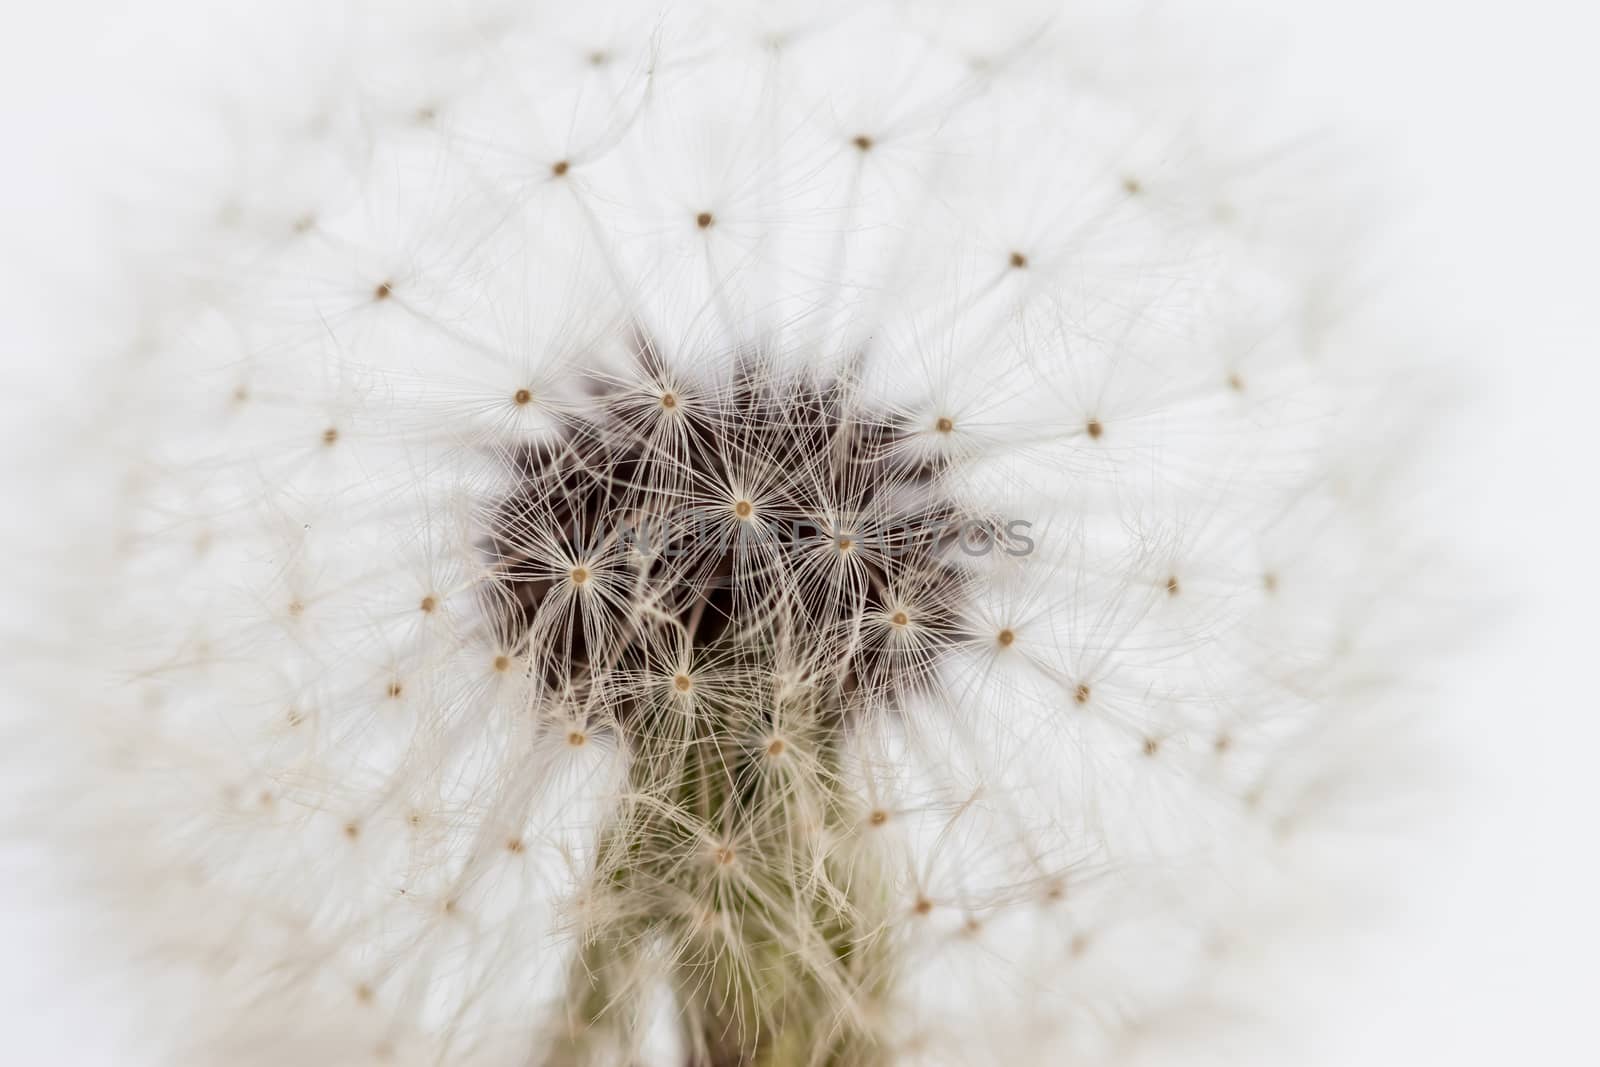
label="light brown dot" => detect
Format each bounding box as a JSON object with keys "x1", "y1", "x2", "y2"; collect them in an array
[
  {"x1": 766, "y1": 738, "x2": 787, "y2": 758},
  {"x1": 286, "y1": 707, "x2": 305, "y2": 727},
  {"x1": 419, "y1": 595, "x2": 437, "y2": 613},
  {"x1": 696, "y1": 211, "x2": 714, "y2": 229},
  {"x1": 1085, "y1": 419, "x2": 1103, "y2": 439},
  {"x1": 1165, "y1": 575, "x2": 1180, "y2": 596},
  {"x1": 1045, "y1": 879, "x2": 1066, "y2": 902},
  {"x1": 1214, "y1": 733, "x2": 1232, "y2": 754},
  {"x1": 733, "y1": 499, "x2": 753, "y2": 519},
  {"x1": 322, "y1": 427, "x2": 339, "y2": 446},
  {"x1": 1073, "y1": 683, "x2": 1091, "y2": 705},
  {"x1": 1262, "y1": 572, "x2": 1279, "y2": 593},
  {"x1": 891, "y1": 610, "x2": 909, "y2": 627},
  {"x1": 1009, "y1": 250, "x2": 1028, "y2": 269},
  {"x1": 291, "y1": 214, "x2": 316, "y2": 234},
  {"x1": 373, "y1": 281, "x2": 393, "y2": 301},
  {"x1": 415, "y1": 106, "x2": 436, "y2": 124},
  {"x1": 935, "y1": 415, "x2": 954, "y2": 434},
  {"x1": 713, "y1": 846, "x2": 736, "y2": 866},
  {"x1": 550, "y1": 159, "x2": 569, "y2": 177},
  {"x1": 673, "y1": 673, "x2": 693, "y2": 693},
  {"x1": 868, "y1": 809, "x2": 889, "y2": 827},
  {"x1": 588, "y1": 50, "x2": 609, "y2": 66},
  {"x1": 1227, "y1": 373, "x2": 1245, "y2": 392},
  {"x1": 570, "y1": 566, "x2": 590, "y2": 585},
  {"x1": 963, "y1": 916, "x2": 983, "y2": 937},
  {"x1": 493, "y1": 654, "x2": 511, "y2": 672},
  {"x1": 344, "y1": 821, "x2": 361, "y2": 840},
  {"x1": 506, "y1": 837, "x2": 525, "y2": 853},
  {"x1": 567, "y1": 730, "x2": 587, "y2": 747},
  {"x1": 287, "y1": 599, "x2": 305, "y2": 617},
  {"x1": 1122, "y1": 176, "x2": 1142, "y2": 195},
  {"x1": 442, "y1": 898, "x2": 458, "y2": 916},
  {"x1": 836, "y1": 536, "x2": 853, "y2": 553},
  {"x1": 386, "y1": 681, "x2": 403, "y2": 699},
  {"x1": 355, "y1": 983, "x2": 374, "y2": 1003},
  {"x1": 231, "y1": 385, "x2": 250, "y2": 404},
  {"x1": 1071, "y1": 933, "x2": 1092, "y2": 956},
  {"x1": 996, "y1": 628, "x2": 1015, "y2": 647},
  {"x1": 853, "y1": 134, "x2": 874, "y2": 151},
  {"x1": 913, "y1": 896, "x2": 934, "y2": 916},
  {"x1": 514, "y1": 388, "x2": 532, "y2": 405},
  {"x1": 1143, "y1": 737, "x2": 1160, "y2": 757},
  {"x1": 660, "y1": 391, "x2": 678, "y2": 410}
]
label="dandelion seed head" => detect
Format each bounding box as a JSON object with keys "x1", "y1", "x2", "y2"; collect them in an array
[{"x1": 7, "y1": 2, "x2": 1450, "y2": 1065}]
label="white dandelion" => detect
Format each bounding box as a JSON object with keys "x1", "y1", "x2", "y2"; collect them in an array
[{"x1": 2, "y1": 2, "x2": 1452, "y2": 1066}]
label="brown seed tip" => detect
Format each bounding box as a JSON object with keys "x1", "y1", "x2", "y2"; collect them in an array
[
  {"x1": 996, "y1": 628, "x2": 1015, "y2": 647},
  {"x1": 1227, "y1": 373, "x2": 1245, "y2": 392},
  {"x1": 419, "y1": 595, "x2": 437, "y2": 613},
  {"x1": 836, "y1": 536, "x2": 854, "y2": 552},
  {"x1": 1263, "y1": 572, "x2": 1279, "y2": 593},
  {"x1": 322, "y1": 427, "x2": 339, "y2": 446},
  {"x1": 386, "y1": 682, "x2": 403, "y2": 699},
  {"x1": 550, "y1": 160, "x2": 569, "y2": 177},
  {"x1": 696, "y1": 211, "x2": 714, "y2": 229},
  {"x1": 570, "y1": 566, "x2": 590, "y2": 585},
  {"x1": 853, "y1": 134, "x2": 874, "y2": 151},
  {"x1": 891, "y1": 610, "x2": 909, "y2": 627},
  {"x1": 1143, "y1": 737, "x2": 1160, "y2": 756},
  {"x1": 868, "y1": 809, "x2": 889, "y2": 827},
  {"x1": 1009, "y1": 250, "x2": 1028, "y2": 269},
  {"x1": 567, "y1": 730, "x2": 587, "y2": 747},
  {"x1": 1085, "y1": 419, "x2": 1103, "y2": 439},
  {"x1": 935, "y1": 415, "x2": 955, "y2": 434},
  {"x1": 713, "y1": 846, "x2": 736, "y2": 866},
  {"x1": 733, "y1": 499, "x2": 753, "y2": 519},
  {"x1": 673, "y1": 673, "x2": 693, "y2": 693},
  {"x1": 913, "y1": 896, "x2": 934, "y2": 916},
  {"x1": 493, "y1": 654, "x2": 511, "y2": 672},
  {"x1": 373, "y1": 281, "x2": 393, "y2": 301},
  {"x1": 1165, "y1": 576, "x2": 1180, "y2": 596},
  {"x1": 1073, "y1": 683, "x2": 1091, "y2": 705},
  {"x1": 766, "y1": 738, "x2": 787, "y2": 758},
  {"x1": 506, "y1": 837, "x2": 525, "y2": 853},
  {"x1": 344, "y1": 822, "x2": 361, "y2": 840},
  {"x1": 1122, "y1": 176, "x2": 1142, "y2": 195},
  {"x1": 659, "y1": 391, "x2": 678, "y2": 410}
]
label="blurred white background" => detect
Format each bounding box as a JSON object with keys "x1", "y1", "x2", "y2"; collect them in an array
[{"x1": 2, "y1": 1, "x2": 1594, "y2": 1063}]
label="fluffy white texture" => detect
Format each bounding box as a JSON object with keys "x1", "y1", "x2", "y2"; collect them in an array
[{"x1": 4, "y1": 1, "x2": 1440, "y2": 1065}]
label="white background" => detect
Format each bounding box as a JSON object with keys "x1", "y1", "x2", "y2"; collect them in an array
[{"x1": 2, "y1": 2, "x2": 1595, "y2": 1063}]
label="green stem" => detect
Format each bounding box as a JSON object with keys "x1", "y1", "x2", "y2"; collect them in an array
[{"x1": 545, "y1": 696, "x2": 893, "y2": 1067}]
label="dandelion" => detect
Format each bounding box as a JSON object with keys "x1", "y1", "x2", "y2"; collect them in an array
[{"x1": 5, "y1": 2, "x2": 1446, "y2": 1066}]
